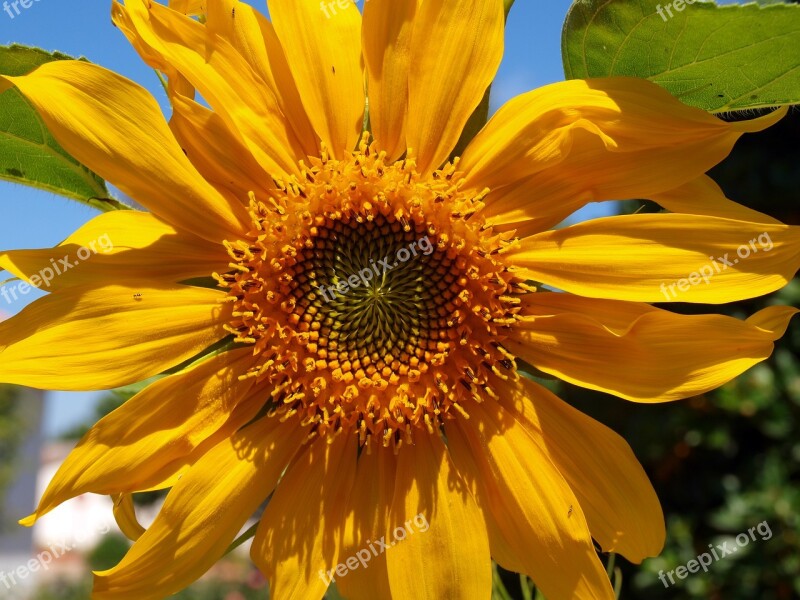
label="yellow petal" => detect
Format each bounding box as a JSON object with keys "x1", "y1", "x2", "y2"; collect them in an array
[
  {"x1": 651, "y1": 175, "x2": 780, "y2": 224},
  {"x1": 92, "y1": 417, "x2": 305, "y2": 600},
  {"x1": 205, "y1": 0, "x2": 318, "y2": 157},
  {"x1": 508, "y1": 214, "x2": 800, "y2": 303},
  {"x1": 438, "y1": 433, "x2": 525, "y2": 576},
  {"x1": 115, "y1": 0, "x2": 306, "y2": 177},
  {"x1": 464, "y1": 77, "x2": 785, "y2": 191},
  {"x1": 507, "y1": 293, "x2": 798, "y2": 402},
  {"x1": 446, "y1": 404, "x2": 615, "y2": 600},
  {"x1": 501, "y1": 376, "x2": 665, "y2": 562},
  {"x1": 19, "y1": 349, "x2": 255, "y2": 526},
  {"x1": 386, "y1": 434, "x2": 492, "y2": 600},
  {"x1": 168, "y1": 0, "x2": 205, "y2": 15},
  {"x1": 362, "y1": 0, "x2": 418, "y2": 161},
  {"x1": 115, "y1": 0, "x2": 194, "y2": 97},
  {"x1": 0, "y1": 210, "x2": 228, "y2": 291},
  {"x1": 479, "y1": 172, "x2": 594, "y2": 238},
  {"x1": 0, "y1": 61, "x2": 248, "y2": 244},
  {"x1": 169, "y1": 94, "x2": 276, "y2": 201},
  {"x1": 110, "y1": 382, "x2": 267, "y2": 498},
  {"x1": 407, "y1": 0, "x2": 505, "y2": 175},
  {"x1": 336, "y1": 448, "x2": 395, "y2": 600},
  {"x1": 0, "y1": 284, "x2": 230, "y2": 390},
  {"x1": 112, "y1": 494, "x2": 145, "y2": 542},
  {"x1": 463, "y1": 78, "x2": 785, "y2": 232},
  {"x1": 481, "y1": 172, "x2": 779, "y2": 241},
  {"x1": 748, "y1": 304, "x2": 800, "y2": 332},
  {"x1": 267, "y1": 0, "x2": 364, "y2": 157},
  {"x1": 252, "y1": 433, "x2": 357, "y2": 600},
  {"x1": 124, "y1": 383, "x2": 269, "y2": 496}
]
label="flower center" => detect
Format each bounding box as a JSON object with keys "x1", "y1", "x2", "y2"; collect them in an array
[
  {"x1": 217, "y1": 137, "x2": 523, "y2": 451},
  {"x1": 289, "y1": 215, "x2": 462, "y2": 379}
]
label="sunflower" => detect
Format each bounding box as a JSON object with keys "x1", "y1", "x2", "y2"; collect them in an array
[{"x1": 1, "y1": 0, "x2": 799, "y2": 598}]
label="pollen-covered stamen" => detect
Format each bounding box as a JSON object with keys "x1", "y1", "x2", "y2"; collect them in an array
[{"x1": 217, "y1": 135, "x2": 523, "y2": 451}]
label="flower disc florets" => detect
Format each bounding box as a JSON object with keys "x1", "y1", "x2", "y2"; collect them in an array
[{"x1": 217, "y1": 136, "x2": 525, "y2": 450}]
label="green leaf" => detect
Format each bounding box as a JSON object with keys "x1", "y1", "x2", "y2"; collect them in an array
[
  {"x1": 0, "y1": 44, "x2": 120, "y2": 210},
  {"x1": 562, "y1": 0, "x2": 800, "y2": 113}
]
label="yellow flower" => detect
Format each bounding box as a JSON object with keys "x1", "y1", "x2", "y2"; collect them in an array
[{"x1": 1, "y1": 1, "x2": 798, "y2": 599}]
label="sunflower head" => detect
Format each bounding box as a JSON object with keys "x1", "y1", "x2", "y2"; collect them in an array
[
  {"x1": 217, "y1": 134, "x2": 522, "y2": 450},
  {"x1": 0, "y1": 1, "x2": 797, "y2": 600}
]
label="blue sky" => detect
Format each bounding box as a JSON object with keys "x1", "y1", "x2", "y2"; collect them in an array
[{"x1": 0, "y1": 0, "x2": 582, "y2": 436}]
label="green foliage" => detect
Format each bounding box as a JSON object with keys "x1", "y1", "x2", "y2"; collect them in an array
[
  {"x1": 31, "y1": 579, "x2": 93, "y2": 600},
  {"x1": 169, "y1": 581, "x2": 266, "y2": 600},
  {"x1": 562, "y1": 0, "x2": 800, "y2": 112},
  {"x1": 0, "y1": 45, "x2": 122, "y2": 211},
  {"x1": 87, "y1": 534, "x2": 132, "y2": 573},
  {"x1": 0, "y1": 385, "x2": 24, "y2": 527}
]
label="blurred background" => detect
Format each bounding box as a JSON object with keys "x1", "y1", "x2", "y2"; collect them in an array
[{"x1": 0, "y1": 1, "x2": 798, "y2": 599}]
